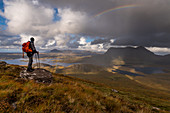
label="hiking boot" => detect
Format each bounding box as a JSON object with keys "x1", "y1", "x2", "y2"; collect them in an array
[
  {"x1": 27, "y1": 69, "x2": 34, "y2": 72},
  {"x1": 30, "y1": 68, "x2": 35, "y2": 71}
]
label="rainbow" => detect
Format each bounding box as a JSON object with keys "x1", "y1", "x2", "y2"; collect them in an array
[{"x1": 94, "y1": 4, "x2": 140, "y2": 18}]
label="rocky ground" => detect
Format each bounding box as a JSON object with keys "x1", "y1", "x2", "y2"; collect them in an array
[{"x1": 20, "y1": 68, "x2": 53, "y2": 83}]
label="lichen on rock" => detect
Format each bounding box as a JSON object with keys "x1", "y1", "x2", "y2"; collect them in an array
[{"x1": 20, "y1": 68, "x2": 53, "y2": 83}]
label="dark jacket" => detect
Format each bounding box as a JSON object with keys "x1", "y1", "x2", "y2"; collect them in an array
[{"x1": 29, "y1": 41, "x2": 37, "y2": 53}]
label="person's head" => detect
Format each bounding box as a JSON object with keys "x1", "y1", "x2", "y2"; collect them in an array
[{"x1": 30, "y1": 37, "x2": 34, "y2": 42}]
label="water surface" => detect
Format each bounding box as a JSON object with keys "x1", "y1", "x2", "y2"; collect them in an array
[
  {"x1": 134, "y1": 67, "x2": 164, "y2": 74},
  {"x1": 1, "y1": 58, "x2": 75, "y2": 67},
  {"x1": 112, "y1": 69, "x2": 144, "y2": 76}
]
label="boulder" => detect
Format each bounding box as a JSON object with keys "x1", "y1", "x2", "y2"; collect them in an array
[
  {"x1": 20, "y1": 68, "x2": 53, "y2": 83},
  {"x1": 0, "y1": 61, "x2": 7, "y2": 67},
  {"x1": 111, "y1": 89, "x2": 119, "y2": 93}
]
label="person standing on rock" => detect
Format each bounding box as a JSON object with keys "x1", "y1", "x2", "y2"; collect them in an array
[{"x1": 26, "y1": 37, "x2": 39, "y2": 72}]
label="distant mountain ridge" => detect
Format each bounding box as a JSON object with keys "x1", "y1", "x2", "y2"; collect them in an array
[
  {"x1": 50, "y1": 49, "x2": 62, "y2": 53},
  {"x1": 82, "y1": 46, "x2": 170, "y2": 66},
  {"x1": 50, "y1": 49, "x2": 99, "y2": 55},
  {"x1": 105, "y1": 46, "x2": 154, "y2": 57}
]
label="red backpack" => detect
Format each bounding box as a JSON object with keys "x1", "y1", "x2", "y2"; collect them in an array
[{"x1": 22, "y1": 41, "x2": 32, "y2": 58}]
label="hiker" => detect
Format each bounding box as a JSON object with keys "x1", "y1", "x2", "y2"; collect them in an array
[{"x1": 26, "y1": 37, "x2": 39, "y2": 72}]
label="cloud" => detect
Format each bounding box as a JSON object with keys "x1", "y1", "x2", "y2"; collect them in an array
[
  {"x1": 1, "y1": 0, "x2": 170, "y2": 52},
  {"x1": 77, "y1": 37, "x2": 105, "y2": 51},
  {"x1": 45, "y1": 40, "x2": 56, "y2": 47},
  {"x1": 78, "y1": 37, "x2": 87, "y2": 45},
  {"x1": 1, "y1": 0, "x2": 89, "y2": 50},
  {"x1": 78, "y1": 43, "x2": 105, "y2": 52},
  {"x1": 0, "y1": 10, "x2": 5, "y2": 17},
  {"x1": 0, "y1": 34, "x2": 20, "y2": 47},
  {"x1": 32, "y1": 0, "x2": 39, "y2": 5},
  {"x1": 91, "y1": 38, "x2": 112, "y2": 45},
  {"x1": 3, "y1": 0, "x2": 54, "y2": 35},
  {"x1": 112, "y1": 33, "x2": 170, "y2": 48},
  {"x1": 57, "y1": 8, "x2": 88, "y2": 34},
  {"x1": 147, "y1": 47, "x2": 170, "y2": 55},
  {"x1": 40, "y1": 0, "x2": 170, "y2": 48}
]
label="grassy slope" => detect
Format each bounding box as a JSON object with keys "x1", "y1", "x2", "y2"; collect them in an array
[
  {"x1": 0, "y1": 64, "x2": 168, "y2": 112},
  {"x1": 62, "y1": 64, "x2": 170, "y2": 111}
]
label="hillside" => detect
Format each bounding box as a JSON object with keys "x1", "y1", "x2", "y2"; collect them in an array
[
  {"x1": 0, "y1": 61, "x2": 166, "y2": 112},
  {"x1": 63, "y1": 64, "x2": 105, "y2": 74},
  {"x1": 82, "y1": 46, "x2": 170, "y2": 66}
]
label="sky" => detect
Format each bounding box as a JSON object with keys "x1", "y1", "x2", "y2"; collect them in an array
[{"x1": 0, "y1": 0, "x2": 170, "y2": 55}]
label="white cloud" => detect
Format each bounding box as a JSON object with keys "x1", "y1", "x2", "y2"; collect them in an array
[
  {"x1": 1, "y1": 0, "x2": 90, "y2": 50},
  {"x1": 45, "y1": 40, "x2": 56, "y2": 47},
  {"x1": 0, "y1": 45, "x2": 20, "y2": 49},
  {"x1": 78, "y1": 42, "x2": 105, "y2": 51},
  {"x1": 54, "y1": 34, "x2": 70, "y2": 48},
  {"x1": 13, "y1": 41, "x2": 20, "y2": 45},
  {"x1": 77, "y1": 37, "x2": 106, "y2": 51},
  {"x1": 58, "y1": 8, "x2": 88, "y2": 34},
  {"x1": 147, "y1": 47, "x2": 170, "y2": 55},
  {"x1": 46, "y1": 8, "x2": 88, "y2": 37},
  {"x1": 110, "y1": 39, "x2": 115, "y2": 43},
  {"x1": 32, "y1": 0, "x2": 39, "y2": 5},
  {"x1": 3, "y1": 0, "x2": 54, "y2": 35},
  {"x1": 20, "y1": 34, "x2": 43, "y2": 47},
  {"x1": 78, "y1": 37, "x2": 87, "y2": 45}
]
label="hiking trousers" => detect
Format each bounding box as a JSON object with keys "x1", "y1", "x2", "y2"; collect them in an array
[{"x1": 27, "y1": 52, "x2": 34, "y2": 70}]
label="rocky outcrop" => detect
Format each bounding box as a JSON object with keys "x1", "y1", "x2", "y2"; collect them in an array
[
  {"x1": 20, "y1": 68, "x2": 53, "y2": 83},
  {"x1": 0, "y1": 61, "x2": 7, "y2": 67}
]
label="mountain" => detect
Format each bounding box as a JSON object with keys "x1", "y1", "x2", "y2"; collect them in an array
[
  {"x1": 82, "y1": 46, "x2": 170, "y2": 66},
  {"x1": 50, "y1": 49, "x2": 98, "y2": 56},
  {"x1": 50, "y1": 49, "x2": 62, "y2": 53},
  {"x1": 105, "y1": 46, "x2": 154, "y2": 57}
]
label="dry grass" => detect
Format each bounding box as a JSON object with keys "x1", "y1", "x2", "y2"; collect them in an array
[{"x1": 0, "y1": 64, "x2": 166, "y2": 113}]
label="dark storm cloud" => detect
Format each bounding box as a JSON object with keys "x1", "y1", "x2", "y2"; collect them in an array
[
  {"x1": 91, "y1": 38, "x2": 111, "y2": 45},
  {"x1": 113, "y1": 33, "x2": 170, "y2": 48},
  {"x1": 0, "y1": 33, "x2": 20, "y2": 47},
  {"x1": 40, "y1": 0, "x2": 170, "y2": 47}
]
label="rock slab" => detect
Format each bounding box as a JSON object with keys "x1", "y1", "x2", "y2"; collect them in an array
[
  {"x1": 20, "y1": 68, "x2": 53, "y2": 83},
  {"x1": 0, "y1": 61, "x2": 7, "y2": 67}
]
